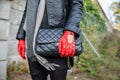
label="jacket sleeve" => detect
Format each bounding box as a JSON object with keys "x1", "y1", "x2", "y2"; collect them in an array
[
  {"x1": 16, "y1": 1, "x2": 27, "y2": 40},
  {"x1": 64, "y1": 0, "x2": 83, "y2": 37}
]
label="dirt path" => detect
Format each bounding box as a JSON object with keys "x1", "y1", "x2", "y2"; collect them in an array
[
  {"x1": 8, "y1": 69, "x2": 96, "y2": 80},
  {"x1": 8, "y1": 73, "x2": 94, "y2": 80}
]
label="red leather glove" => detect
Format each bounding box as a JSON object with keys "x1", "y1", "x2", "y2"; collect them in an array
[
  {"x1": 58, "y1": 30, "x2": 75, "y2": 57},
  {"x1": 17, "y1": 40, "x2": 26, "y2": 59}
]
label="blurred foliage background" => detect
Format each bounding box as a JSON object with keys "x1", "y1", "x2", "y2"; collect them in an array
[{"x1": 74, "y1": 0, "x2": 120, "y2": 80}]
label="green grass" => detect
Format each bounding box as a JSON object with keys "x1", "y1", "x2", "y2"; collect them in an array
[{"x1": 7, "y1": 61, "x2": 29, "y2": 80}]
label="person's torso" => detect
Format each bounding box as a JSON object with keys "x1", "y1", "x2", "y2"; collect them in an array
[{"x1": 40, "y1": 0, "x2": 69, "y2": 28}]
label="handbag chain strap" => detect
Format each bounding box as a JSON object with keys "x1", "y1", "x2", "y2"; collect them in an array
[{"x1": 67, "y1": 57, "x2": 72, "y2": 69}]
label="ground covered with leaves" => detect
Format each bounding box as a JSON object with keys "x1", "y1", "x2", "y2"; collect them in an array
[{"x1": 7, "y1": 62, "x2": 97, "y2": 80}]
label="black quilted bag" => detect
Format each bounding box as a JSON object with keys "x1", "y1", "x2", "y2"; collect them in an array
[{"x1": 35, "y1": 28, "x2": 83, "y2": 57}]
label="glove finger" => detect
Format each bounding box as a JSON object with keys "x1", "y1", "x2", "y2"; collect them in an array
[
  {"x1": 58, "y1": 40, "x2": 62, "y2": 54},
  {"x1": 22, "y1": 45, "x2": 26, "y2": 59},
  {"x1": 61, "y1": 45, "x2": 66, "y2": 57},
  {"x1": 69, "y1": 46, "x2": 72, "y2": 56},
  {"x1": 71, "y1": 45, "x2": 75, "y2": 57},
  {"x1": 67, "y1": 45, "x2": 71, "y2": 57},
  {"x1": 65, "y1": 47, "x2": 69, "y2": 57},
  {"x1": 21, "y1": 49, "x2": 26, "y2": 59},
  {"x1": 60, "y1": 39, "x2": 65, "y2": 57},
  {"x1": 47, "y1": 64, "x2": 55, "y2": 71},
  {"x1": 18, "y1": 45, "x2": 22, "y2": 57}
]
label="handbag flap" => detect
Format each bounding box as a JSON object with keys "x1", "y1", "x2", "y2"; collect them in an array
[
  {"x1": 36, "y1": 28, "x2": 63, "y2": 43},
  {"x1": 36, "y1": 28, "x2": 82, "y2": 45}
]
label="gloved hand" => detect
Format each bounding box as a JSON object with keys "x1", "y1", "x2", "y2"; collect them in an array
[
  {"x1": 58, "y1": 30, "x2": 75, "y2": 57},
  {"x1": 17, "y1": 40, "x2": 26, "y2": 59}
]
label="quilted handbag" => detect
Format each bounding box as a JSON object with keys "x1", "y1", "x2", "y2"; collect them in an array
[{"x1": 35, "y1": 28, "x2": 83, "y2": 57}]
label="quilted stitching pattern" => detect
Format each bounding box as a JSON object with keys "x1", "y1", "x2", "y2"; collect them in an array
[
  {"x1": 35, "y1": 28, "x2": 83, "y2": 57},
  {"x1": 36, "y1": 28, "x2": 63, "y2": 43}
]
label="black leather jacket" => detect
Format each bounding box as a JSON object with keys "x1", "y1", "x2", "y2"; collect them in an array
[{"x1": 16, "y1": 0, "x2": 83, "y2": 40}]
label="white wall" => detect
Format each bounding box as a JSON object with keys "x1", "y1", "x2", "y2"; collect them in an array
[
  {"x1": 0, "y1": 0, "x2": 11, "y2": 79},
  {"x1": 0, "y1": 0, "x2": 26, "y2": 79},
  {"x1": 8, "y1": 0, "x2": 26, "y2": 63}
]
